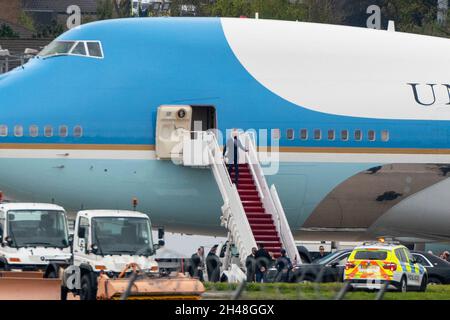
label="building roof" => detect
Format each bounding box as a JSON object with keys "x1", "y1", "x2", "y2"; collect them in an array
[{"x1": 22, "y1": 0, "x2": 98, "y2": 14}]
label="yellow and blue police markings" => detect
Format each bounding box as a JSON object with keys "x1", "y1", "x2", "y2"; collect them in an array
[{"x1": 344, "y1": 243, "x2": 427, "y2": 292}]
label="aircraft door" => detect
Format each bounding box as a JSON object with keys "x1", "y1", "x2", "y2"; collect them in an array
[{"x1": 156, "y1": 105, "x2": 192, "y2": 160}]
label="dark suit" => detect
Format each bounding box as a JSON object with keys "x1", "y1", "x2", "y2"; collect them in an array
[{"x1": 223, "y1": 137, "x2": 246, "y2": 185}]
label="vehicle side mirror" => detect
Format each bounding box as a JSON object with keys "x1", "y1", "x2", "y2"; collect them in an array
[
  {"x1": 158, "y1": 239, "x2": 165, "y2": 247},
  {"x1": 68, "y1": 234, "x2": 74, "y2": 246},
  {"x1": 4, "y1": 236, "x2": 13, "y2": 246},
  {"x1": 78, "y1": 226, "x2": 86, "y2": 239},
  {"x1": 91, "y1": 244, "x2": 98, "y2": 254}
]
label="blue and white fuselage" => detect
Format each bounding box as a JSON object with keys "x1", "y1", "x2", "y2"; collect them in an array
[{"x1": 1, "y1": 18, "x2": 450, "y2": 242}]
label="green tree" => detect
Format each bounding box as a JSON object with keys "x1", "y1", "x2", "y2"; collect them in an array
[
  {"x1": 0, "y1": 24, "x2": 19, "y2": 38},
  {"x1": 97, "y1": 0, "x2": 114, "y2": 20}
]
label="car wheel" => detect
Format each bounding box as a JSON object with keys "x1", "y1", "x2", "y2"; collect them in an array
[
  {"x1": 428, "y1": 277, "x2": 442, "y2": 285},
  {"x1": 397, "y1": 276, "x2": 407, "y2": 293},
  {"x1": 419, "y1": 276, "x2": 428, "y2": 292},
  {"x1": 80, "y1": 273, "x2": 97, "y2": 301}
]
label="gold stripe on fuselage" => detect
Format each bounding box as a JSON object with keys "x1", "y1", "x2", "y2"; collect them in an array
[{"x1": 0, "y1": 143, "x2": 450, "y2": 155}]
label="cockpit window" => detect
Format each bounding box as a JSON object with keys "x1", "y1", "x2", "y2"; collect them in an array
[
  {"x1": 86, "y1": 42, "x2": 102, "y2": 58},
  {"x1": 71, "y1": 42, "x2": 87, "y2": 56},
  {"x1": 39, "y1": 40, "x2": 104, "y2": 59},
  {"x1": 39, "y1": 41, "x2": 76, "y2": 57}
]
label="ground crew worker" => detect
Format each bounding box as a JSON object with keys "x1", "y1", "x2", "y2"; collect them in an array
[
  {"x1": 245, "y1": 247, "x2": 258, "y2": 282},
  {"x1": 223, "y1": 129, "x2": 248, "y2": 186},
  {"x1": 190, "y1": 247, "x2": 205, "y2": 282},
  {"x1": 206, "y1": 245, "x2": 222, "y2": 282},
  {"x1": 255, "y1": 243, "x2": 271, "y2": 282},
  {"x1": 275, "y1": 249, "x2": 293, "y2": 283}
]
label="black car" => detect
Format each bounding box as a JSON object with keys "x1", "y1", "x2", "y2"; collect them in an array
[
  {"x1": 287, "y1": 249, "x2": 353, "y2": 283},
  {"x1": 412, "y1": 251, "x2": 450, "y2": 285}
]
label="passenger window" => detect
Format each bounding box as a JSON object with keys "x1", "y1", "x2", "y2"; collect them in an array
[
  {"x1": 328, "y1": 130, "x2": 335, "y2": 141},
  {"x1": 44, "y1": 126, "x2": 53, "y2": 138},
  {"x1": 287, "y1": 129, "x2": 294, "y2": 140},
  {"x1": 87, "y1": 42, "x2": 103, "y2": 58},
  {"x1": 354, "y1": 130, "x2": 362, "y2": 141},
  {"x1": 29, "y1": 125, "x2": 38, "y2": 137},
  {"x1": 74, "y1": 126, "x2": 83, "y2": 138},
  {"x1": 381, "y1": 130, "x2": 390, "y2": 142},
  {"x1": 14, "y1": 125, "x2": 23, "y2": 137},
  {"x1": 71, "y1": 42, "x2": 87, "y2": 56},
  {"x1": 395, "y1": 249, "x2": 407, "y2": 263},
  {"x1": 0, "y1": 125, "x2": 7, "y2": 137},
  {"x1": 368, "y1": 130, "x2": 376, "y2": 141},
  {"x1": 300, "y1": 129, "x2": 308, "y2": 141},
  {"x1": 341, "y1": 130, "x2": 349, "y2": 141},
  {"x1": 413, "y1": 254, "x2": 431, "y2": 267},
  {"x1": 314, "y1": 129, "x2": 322, "y2": 141},
  {"x1": 405, "y1": 249, "x2": 414, "y2": 263},
  {"x1": 271, "y1": 129, "x2": 280, "y2": 140},
  {"x1": 59, "y1": 125, "x2": 68, "y2": 138}
]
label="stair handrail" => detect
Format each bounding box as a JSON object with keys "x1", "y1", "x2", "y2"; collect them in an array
[
  {"x1": 242, "y1": 133, "x2": 301, "y2": 265},
  {"x1": 270, "y1": 185, "x2": 301, "y2": 265},
  {"x1": 201, "y1": 131, "x2": 258, "y2": 266}
]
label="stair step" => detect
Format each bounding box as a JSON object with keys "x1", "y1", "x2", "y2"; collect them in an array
[
  {"x1": 251, "y1": 224, "x2": 277, "y2": 231},
  {"x1": 237, "y1": 184, "x2": 257, "y2": 190},
  {"x1": 255, "y1": 235, "x2": 281, "y2": 242},
  {"x1": 230, "y1": 173, "x2": 251, "y2": 178},
  {"x1": 246, "y1": 213, "x2": 270, "y2": 219},
  {"x1": 248, "y1": 219, "x2": 274, "y2": 225},
  {"x1": 257, "y1": 241, "x2": 282, "y2": 246},
  {"x1": 252, "y1": 231, "x2": 278, "y2": 237},
  {"x1": 240, "y1": 195, "x2": 261, "y2": 201},
  {"x1": 238, "y1": 190, "x2": 259, "y2": 199},
  {"x1": 244, "y1": 207, "x2": 265, "y2": 213},
  {"x1": 242, "y1": 200, "x2": 263, "y2": 206},
  {"x1": 237, "y1": 178, "x2": 254, "y2": 183}
]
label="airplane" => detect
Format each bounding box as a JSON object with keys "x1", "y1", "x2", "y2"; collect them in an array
[{"x1": 1, "y1": 17, "x2": 450, "y2": 246}]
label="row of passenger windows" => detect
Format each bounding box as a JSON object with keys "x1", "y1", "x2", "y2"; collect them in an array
[
  {"x1": 0, "y1": 125, "x2": 83, "y2": 138},
  {"x1": 272, "y1": 129, "x2": 390, "y2": 142}
]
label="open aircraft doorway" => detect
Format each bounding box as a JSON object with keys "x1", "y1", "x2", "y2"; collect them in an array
[{"x1": 155, "y1": 105, "x2": 217, "y2": 160}]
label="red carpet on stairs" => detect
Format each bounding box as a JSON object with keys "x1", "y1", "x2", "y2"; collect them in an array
[{"x1": 229, "y1": 164, "x2": 283, "y2": 258}]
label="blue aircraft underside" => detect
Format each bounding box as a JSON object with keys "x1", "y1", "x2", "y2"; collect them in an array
[{"x1": 0, "y1": 158, "x2": 376, "y2": 234}]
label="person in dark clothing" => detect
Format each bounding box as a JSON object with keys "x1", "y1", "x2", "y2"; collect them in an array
[
  {"x1": 190, "y1": 247, "x2": 205, "y2": 282},
  {"x1": 255, "y1": 244, "x2": 271, "y2": 283},
  {"x1": 245, "y1": 247, "x2": 258, "y2": 282},
  {"x1": 313, "y1": 245, "x2": 329, "y2": 261},
  {"x1": 275, "y1": 249, "x2": 293, "y2": 283},
  {"x1": 206, "y1": 245, "x2": 222, "y2": 282},
  {"x1": 223, "y1": 129, "x2": 248, "y2": 186}
]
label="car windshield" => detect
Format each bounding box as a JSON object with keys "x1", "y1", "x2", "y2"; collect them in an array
[
  {"x1": 91, "y1": 217, "x2": 154, "y2": 256},
  {"x1": 354, "y1": 250, "x2": 388, "y2": 260},
  {"x1": 7, "y1": 210, "x2": 69, "y2": 248},
  {"x1": 39, "y1": 41, "x2": 76, "y2": 57}
]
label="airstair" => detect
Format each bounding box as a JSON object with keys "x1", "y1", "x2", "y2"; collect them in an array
[{"x1": 181, "y1": 131, "x2": 301, "y2": 269}]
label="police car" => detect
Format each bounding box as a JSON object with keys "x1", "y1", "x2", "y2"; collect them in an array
[{"x1": 344, "y1": 242, "x2": 428, "y2": 292}]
